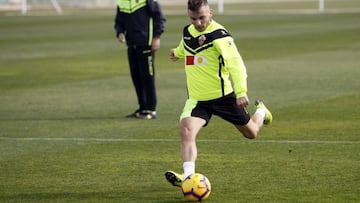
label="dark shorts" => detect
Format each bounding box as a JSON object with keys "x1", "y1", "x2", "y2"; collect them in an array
[{"x1": 180, "y1": 92, "x2": 251, "y2": 126}]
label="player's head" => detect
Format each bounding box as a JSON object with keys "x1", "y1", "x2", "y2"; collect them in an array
[{"x1": 187, "y1": 0, "x2": 213, "y2": 32}]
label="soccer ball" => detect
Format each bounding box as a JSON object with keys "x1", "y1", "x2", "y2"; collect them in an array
[{"x1": 182, "y1": 173, "x2": 211, "y2": 201}]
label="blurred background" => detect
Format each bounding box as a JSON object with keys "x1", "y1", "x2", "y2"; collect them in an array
[{"x1": 1, "y1": 0, "x2": 359, "y2": 15}]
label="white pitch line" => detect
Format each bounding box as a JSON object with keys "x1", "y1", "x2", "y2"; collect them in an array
[{"x1": 0, "y1": 137, "x2": 359, "y2": 144}]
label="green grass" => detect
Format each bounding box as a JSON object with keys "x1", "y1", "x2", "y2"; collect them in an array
[{"x1": 0, "y1": 8, "x2": 359, "y2": 203}]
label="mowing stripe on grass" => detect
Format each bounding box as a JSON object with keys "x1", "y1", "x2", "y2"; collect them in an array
[{"x1": 0, "y1": 137, "x2": 359, "y2": 144}]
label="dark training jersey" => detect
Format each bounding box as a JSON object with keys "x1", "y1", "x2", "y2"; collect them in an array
[{"x1": 114, "y1": 0, "x2": 165, "y2": 47}]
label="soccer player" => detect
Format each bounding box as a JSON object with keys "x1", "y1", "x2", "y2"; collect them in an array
[
  {"x1": 165, "y1": 0, "x2": 273, "y2": 187},
  {"x1": 114, "y1": 0, "x2": 166, "y2": 119}
]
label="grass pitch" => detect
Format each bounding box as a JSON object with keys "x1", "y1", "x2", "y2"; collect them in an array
[{"x1": 0, "y1": 8, "x2": 359, "y2": 203}]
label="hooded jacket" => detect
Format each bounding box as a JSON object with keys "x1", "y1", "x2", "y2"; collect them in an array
[{"x1": 114, "y1": 0, "x2": 166, "y2": 47}]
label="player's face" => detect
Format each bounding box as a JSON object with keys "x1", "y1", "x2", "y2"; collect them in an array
[{"x1": 188, "y1": 5, "x2": 212, "y2": 32}]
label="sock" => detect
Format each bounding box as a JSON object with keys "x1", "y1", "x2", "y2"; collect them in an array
[
  {"x1": 255, "y1": 108, "x2": 265, "y2": 119},
  {"x1": 183, "y1": 161, "x2": 195, "y2": 177}
]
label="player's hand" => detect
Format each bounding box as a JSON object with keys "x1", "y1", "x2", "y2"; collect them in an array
[
  {"x1": 170, "y1": 49, "x2": 178, "y2": 61},
  {"x1": 118, "y1": 33, "x2": 125, "y2": 43},
  {"x1": 152, "y1": 37, "x2": 160, "y2": 51},
  {"x1": 236, "y1": 96, "x2": 249, "y2": 109}
]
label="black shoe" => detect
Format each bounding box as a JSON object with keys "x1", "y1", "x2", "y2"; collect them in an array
[
  {"x1": 125, "y1": 109, "x2": 140, "y2": 118},
  {"x1": 136, "y1": 110, "x2": 157, "y2": 119}
]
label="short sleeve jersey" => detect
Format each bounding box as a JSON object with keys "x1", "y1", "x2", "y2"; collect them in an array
[{"x1": 174, "y1": 20, "x2": 248, "y2": 101}]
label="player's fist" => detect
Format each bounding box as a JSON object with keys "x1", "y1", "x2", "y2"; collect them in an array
[
  {"x1": 118, "y1": 33, "x2": 126, "y2": 43},
  {"x1": 170, "y1": 49, "x2": 178, "y2": 61}
]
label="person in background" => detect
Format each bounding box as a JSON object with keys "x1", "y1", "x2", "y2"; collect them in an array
[
  {"x1": 164, "y1": 0, "x2": 273, "y2": 187},
  {"x1": 114, "y1": 0, "x2": 166, "y2": 119}
]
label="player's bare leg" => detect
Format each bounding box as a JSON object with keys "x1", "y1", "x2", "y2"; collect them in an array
[
  {"x1": 180, "y1": 117, "x2": 205, "y2": 163},
  {"x1": 165, "y1": 117, "x2": 205, "y2": 187},
  {"x1": 235, "y1": 100, "x2": 272, "y2": 139},
  {"x1": 236, "y1": 118, "x2": 262, "y2": 139}
]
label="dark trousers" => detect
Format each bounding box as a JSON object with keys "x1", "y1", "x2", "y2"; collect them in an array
[{"x1": 127, "y1": 46, "x2": 156, "y2": 111}]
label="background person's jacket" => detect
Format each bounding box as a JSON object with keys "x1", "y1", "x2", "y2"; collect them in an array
[{"x1": 114, "y1": 0, "x2": 166, "y2": 47}]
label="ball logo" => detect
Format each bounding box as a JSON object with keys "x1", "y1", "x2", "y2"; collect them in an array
[{"x1": 197, "y1": 185, "x2": 206, "y2": 189}]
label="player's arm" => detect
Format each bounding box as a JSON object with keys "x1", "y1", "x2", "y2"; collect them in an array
[
  {"x1": 227, "y1": 56, "x2": 248, "y2": 98},
  {"x1": 147, "y1": 0, "x2": 166, "y2": 37},
  {"x1": 215, "y1": 37, "x2": 248, "y2": 99},
  {"x1": 148, "y1": 0, "x2": 166, "y2": 51},
  {"x1": 227, "y1": 55, "x2": 249, "y2": 108},
  {"x1": 170, "y1": 39, "x2": 185, "y2": 61},
  {"x1": 114, "y1": 6, "x2": 126, "y2": 43}
]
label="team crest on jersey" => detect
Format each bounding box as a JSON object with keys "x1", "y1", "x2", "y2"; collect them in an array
[
  {"x1": 186, "y1": 55, "x2": 207, "y2": 65},
  {"x1": 198, "y1": 35, "x2": 206, "y2": 46}
]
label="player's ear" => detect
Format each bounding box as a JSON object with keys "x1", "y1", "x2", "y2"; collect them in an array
[{"x1": 209, "y1": 8, "x2": 213, "y2": 17}]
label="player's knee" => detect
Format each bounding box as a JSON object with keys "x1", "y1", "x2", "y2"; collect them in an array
[
  {"x1": 180, "y1": 125, "x2": 190, "y2": 136},
  {"x1": 180, "y1": 126, "x2": 193, "y2": 141}
]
